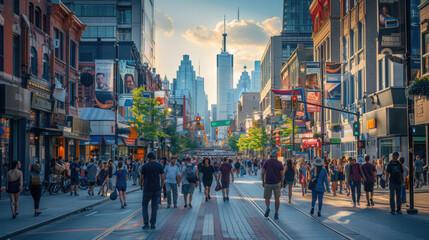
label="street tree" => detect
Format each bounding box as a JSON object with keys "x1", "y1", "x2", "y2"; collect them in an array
[{"x1": 227, "y1": 134, "x2": 240, "y2": 152}]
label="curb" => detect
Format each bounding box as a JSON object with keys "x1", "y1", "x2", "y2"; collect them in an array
[{"x1": 0, "y1": 188, "x2": 140, "y2": 240}]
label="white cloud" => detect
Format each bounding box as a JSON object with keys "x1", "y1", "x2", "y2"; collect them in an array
[
  {"x1": 182, "y1": 17, "x2": 281, "y2": 47},
  {"x1": 155, "y1": 9, "x2": 174, "y2": 37}
]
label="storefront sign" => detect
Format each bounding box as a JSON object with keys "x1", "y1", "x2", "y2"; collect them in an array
[
  {"x1": 377, "y1": 0, "x2": 405, "y2": 54},
  {"x1": 330, "y1": 138, "x2": 341, "y2": 144},
  {"x1": 125, "y1": 139, "x2": 136, "y2": 146},
  {"x1": 367, "y1": 118, "x2": 377, "y2": 129},
  {"x1": 52, "y1": 113, "x2": 66, "y2": 127},
  {"x1": 415, "y1": 97, "x2": 429, "y2": 125},
  {"x1": 32, "y1": 95, "x2": 52, "y2": 112}
]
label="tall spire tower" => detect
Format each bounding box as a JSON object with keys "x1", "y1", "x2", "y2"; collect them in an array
[{"x1": 222, "y1": 15, "x2": 227, "y2": 52}]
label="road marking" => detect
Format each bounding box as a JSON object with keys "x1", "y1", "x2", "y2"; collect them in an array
[
  {"x1": 86, "y1": 211, "x2": 98, "y2": 217},
  {"x1": 94, "y1": 208, "x2": 142, "y2": 240},
  {"x1": 119, "y1": 210, "x2": 131, "y2": 214}
]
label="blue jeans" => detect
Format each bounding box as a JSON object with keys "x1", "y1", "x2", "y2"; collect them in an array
[
  {"x1": 389, "y1": 182, "x2": 401, "y2": 212},
  {"x1": 142, "y1": 191, "x2": 161, "y2": 225},
  {"x1": 165, "y1": 183, "x2": 178, "y2": 205},
  {"x1": 350, "y1": 181, "x2": 361, "y2": 204},
  {"x1": 311, "y1": 191, "x2": 324, "y2": 211},
  {"x1": 401, "y1": 183, "x2": 406, "y2": 203}
]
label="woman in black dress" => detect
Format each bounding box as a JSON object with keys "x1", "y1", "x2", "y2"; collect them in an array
[{"x1": 200, "y1": 157, "x2": 216, "y2": 202}]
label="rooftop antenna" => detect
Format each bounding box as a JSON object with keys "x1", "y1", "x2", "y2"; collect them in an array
[{"x1": 222, "y1": 15, "x2": 227, "y2": 52}]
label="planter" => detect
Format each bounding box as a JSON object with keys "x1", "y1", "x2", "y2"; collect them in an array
[{"x1": 406, "y1": 77, "x2": 429, "y2": 100}]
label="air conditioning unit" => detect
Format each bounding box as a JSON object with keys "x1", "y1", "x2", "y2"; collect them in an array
[{"x1": 54, "y1": 39, "x2": 60, "y2": 48}]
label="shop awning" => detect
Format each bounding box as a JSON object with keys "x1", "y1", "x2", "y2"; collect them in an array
[
  {"x1": 80, "y1": 136, "x2": 102, "y2": 145},
  {"x1": 124, "y1": 138, "x2": 136, "y2": 146},
  {"x1": 103, "y1": 136, "x2": 125, "y2": 145},
  {"x1": 302, "y1": 138, "x2": 321, "y2": 149}
]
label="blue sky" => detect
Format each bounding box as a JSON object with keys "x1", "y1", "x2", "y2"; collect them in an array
[{"x1": 155, "y1": 0, "x2": 282, "y2": 106}]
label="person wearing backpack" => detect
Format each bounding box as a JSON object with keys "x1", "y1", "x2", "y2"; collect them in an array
[
  {"x1": 349, "y1": 158, "x2": 366, "y2": 207},
  {"x1": 309, "y1": 157, "x2": 330, "y2": 217},
  {"x1": 386, "y1": 152, "x2": 404, "y2": 215},
  {"x1": 181, "y1": 157, "x2": 199, "y2": 208},
  {"x1": 86, "y1": 158, "x2": 98, "y2": 196}
]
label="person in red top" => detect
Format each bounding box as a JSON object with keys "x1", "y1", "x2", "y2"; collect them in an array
[
  {"x1": 261, "y1": 150, "x2": 284, "y2": 220},
  {"x1": 361, "y1": 155, "x2": 376, "y2": 206},
  {"x1": 349, "y1": 158, "x2": 366, "y2": 207},
  {"x1": 219, "y1": 157, "x2": 234, "y2": 202}
]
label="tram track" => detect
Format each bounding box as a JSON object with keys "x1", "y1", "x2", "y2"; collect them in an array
[{"x1": 235, "y1": 180, "x2": 372, "y2": 240}]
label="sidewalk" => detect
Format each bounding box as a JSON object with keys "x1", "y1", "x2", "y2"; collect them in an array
[{"x1": 0, "y1": 180, "x2": 140, "y2": 240}]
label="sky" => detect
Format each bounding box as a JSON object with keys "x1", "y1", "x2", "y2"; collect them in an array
[{"x1": 154, "y1": 0, "x2": 282, "y2": 107}]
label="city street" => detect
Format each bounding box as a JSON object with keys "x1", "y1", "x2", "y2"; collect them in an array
[{"x1": 3, "y1": 175, "x2": 428, "y2": 240}]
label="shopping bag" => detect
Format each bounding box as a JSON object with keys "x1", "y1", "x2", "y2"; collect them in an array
[
  {"x1": 110, "y1": 189, "x2": 118, "y2": 200},
  {"x1": 215, "y1": 181, "x2": 222, "y2": 192}
]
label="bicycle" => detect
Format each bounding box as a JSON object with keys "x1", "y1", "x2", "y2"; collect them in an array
[
  {"x1": 51, "y1": 175, "x2": 71, "y2": 194},
  {"x1": 79, "y1": 175, "x2": 90, "y2": 190}
]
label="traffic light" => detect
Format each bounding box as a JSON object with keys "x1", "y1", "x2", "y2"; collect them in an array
[
  {"x1": 216, "y1": 128, "x2": 218, "y2": 135},
  {"x1": 357, "y1": 140, "x2": 366, "y2": 149},
  {"x1": 291, "y1": 96, "x2": 298, "y2": 109},
  {"x1": 196, "y1": 116, "x2": 201, "y2": 122},
  {"x1": 353, "y1": 121, "x2": 360, "y2": 137}
]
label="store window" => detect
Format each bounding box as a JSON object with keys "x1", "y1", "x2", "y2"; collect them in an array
[
  {"x1": 380, "y1": 138, "x2": 394, "y2": 159},
  {"x1": 30, "y1": 47, "x2": 38, "y2": 76},
  {"x1": 422, "y1": 32, "x2": 429, "y2": 75}
]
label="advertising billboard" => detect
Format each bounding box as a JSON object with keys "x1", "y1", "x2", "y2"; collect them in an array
[
  {"x1": 325, "y1": 63, "x2": 341, "y2": 101},
  {"x1": 305, "y1": 65, "x2": 321, "y2": 113},
  {"x1": 119, "y1": 60, "x2": 136, "y2": 94},
  {"x1": 95, "y1": 60, "x2": 114, "y2": 109},
  {"x1": 377, "y1": 0, "x2": 405, "y2": 54}
]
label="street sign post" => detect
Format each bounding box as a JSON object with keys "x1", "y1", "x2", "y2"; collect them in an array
[{"x1": 211, "y1": 120, "x2": 231, "y2": 127}]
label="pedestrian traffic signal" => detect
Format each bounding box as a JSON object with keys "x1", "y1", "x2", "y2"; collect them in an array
[
  {"x1": 353, "y1": 121, "x2": 360, "y2": 136},
  {"x1": 291, "y1": 96, "x2": 298, "y2": 109},
  {"x1": 216, "y1": 128, "x2": 218, "y2": 135},
  {"x1": 357, "y1": 140, "x2": 366, "y2": 149}
]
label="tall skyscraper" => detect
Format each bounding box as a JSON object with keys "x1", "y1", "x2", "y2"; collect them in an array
[
  {"x1": 216, "y1": 17, "x2": 233, "y2": 141},
  {"x1": 282, "y1": 0, "x2": 313, "y2": 34},
  {"x1": 251, "y1": 61, "x2": 261, "y2": 92},
  {"x1": 236, "y1": 66, "x2": 251, "y2": 102},
  {"x1": 63, "y1": 0, "x2": 155, "y2": 67},
  {"x1": 195, "y1": 76, "x2": 206, "y2": 119},
  {"x1": 174, "y1": 55, "x2": 197, "y2": 112}
]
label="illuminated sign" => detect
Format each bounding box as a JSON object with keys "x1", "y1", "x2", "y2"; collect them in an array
[{"x1": 367, "y1": 118, "x2": 377, "y2": 129}]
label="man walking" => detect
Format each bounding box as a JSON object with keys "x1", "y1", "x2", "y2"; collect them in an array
[
  {"x1": 414, "y1": 155, "x2": 424, "y2": 188},
  {"x1": 181, "y1": 157, "x2": 199, "y2": 208},
  {"x1": 69, "y1": 158, "x2": 81, "y2": 196},
  {"x1": 140, "y1": 152, "x2": 165, "y2": 229},
  {"x1": 197, "y1": 160, "x2": 203, "y2": 192},
  {"x1": 361, "y1": 155, "x2": 376, "y2": 206},
  {"x1": 261, "y1": 150, "x2": 284, "y2": 220},
  {"x1": 386, "y1": 152, "x2": 404, "y2": 215},
  {"x1": 349, "y1": 158, "x2": 366, "y2": 207},
  {"x1": 219, "y1": 157, "x2": 234, "y2": 201},
  {"x1": 86, "y1": 158, "x2": 98, "y2": 196},
  {"x1": 164, "y1": 156, "x2": 181, "y2": 208}
]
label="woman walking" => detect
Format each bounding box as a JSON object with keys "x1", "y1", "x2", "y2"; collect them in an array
[
  {"x1": 330, "y1": 159, "x2": 339, "y2": 196},
  {"x1": 338, "y1": 158, "x2": 346, "y2": 194},
  {"x1": 200, "y1": 157, "x2": 216, "y2": 202},
  {"x1": 98, "y1": 162, "x2": 109, "y2": 196},
  {"x1": 6, "y1": 161, "x2": 23, "y2": 219},
  {"x1": 30, "y1": 163, "x2": 42, "y2": 216},
  {"x1": 376, "y1": 159, "x2": 384, "y2": 188},
  {"x1": 310, "y1": 157, "x2": 330, "y2": 217},
  {"x1": 284, "y1": 159, "x2": 296, "y2": 203},
  {"x1": 298, "y1": 159, "x2": 309, "y2": 196},
  {"x1": 115, "y1": 161, "x2": 128, "y2": 208}
]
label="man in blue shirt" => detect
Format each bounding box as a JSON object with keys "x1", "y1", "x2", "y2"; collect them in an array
[
  {"x1": 164, "y1": 156, "x2": 180, "y2": 208},
  {"x1": 69, "y1": 158, "x2": 80, "y2": 196},
  {"x1": 140, "y1": 152, "x2": 165, "y2": 229}
]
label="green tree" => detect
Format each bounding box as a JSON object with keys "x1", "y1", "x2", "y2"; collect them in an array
[
  {"x1": 227, "y1": 134, "x2": 240, "y2": 152},
  {"x1": 280, "y1": 118, "x2": 298, "y2": 138},
  {"x1": 163, "y1": 124, "x2": 182, "y2": 155},
  {"x1": 127, "y1": 87, "x2": 169, "y2": 142}
]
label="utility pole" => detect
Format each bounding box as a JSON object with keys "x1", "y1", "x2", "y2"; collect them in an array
[
  {"x1": 405, "y1": 0, "x2": 418, "y2": 214},
  {"x1": 114, "y1": 35, "x2": 119, "y2": 162},
  {"x1": 320, "y1": 59, "x2": 325, "y2": 159}
]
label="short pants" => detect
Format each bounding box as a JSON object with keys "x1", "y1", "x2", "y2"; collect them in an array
[
  {"x1": 182, "y1": 183, "x2": 196, "y2": 195},
  {"x1": 116, "y1": 184, "x2": 127, "y2": 192},
  {"x1": 264, "y1": 183, "x2": 281, "y2": 199},
  {"x1": 364, "y1": 182, "x2": 374, "y2": 192},
  {"x1": 70, "y1": 176, "x2": 79, "y2": 185}
]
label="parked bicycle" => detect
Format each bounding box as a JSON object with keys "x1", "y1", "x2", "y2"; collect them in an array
[
  {"x1": 79, "y1": 175, "x2": 90, "y2": 190},
  {"x1": 51, "y1": 175, "x2": 71, "y2": 194}
]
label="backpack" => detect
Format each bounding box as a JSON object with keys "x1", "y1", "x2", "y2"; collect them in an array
[{"x1": 184, "y1": 164, "x2": 198, "y2": 183}]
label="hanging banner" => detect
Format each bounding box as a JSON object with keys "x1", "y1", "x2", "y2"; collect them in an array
[
  {"x1": 325, "y1": 63, "x2": 341, "y2": 101},
  {"x1": 377, "y1": 0, "x2": 405, "y2": 54},
  {"x1": 95, "y1": 59, "x2": 114, "y2": 109},
  {"x1": 305, "y1": 65, "x2": 321, "y2": 113},
  {"x1": 119, "y1": 60, "x2": 136, "y2": 94}
]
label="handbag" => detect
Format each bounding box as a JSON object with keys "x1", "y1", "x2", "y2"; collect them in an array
[
  {"x1": 380, "y1": 178, "x2": 386, "y2": 189},
  {"x1": 215, "y1": 181, "x2": 222, "y2": 192},
  {"x1": 110, "y1": 189, "x2": 118, "y2": 200},
  {"x1": 308, "y1": 169, "x2": 320, "y2": 191}
]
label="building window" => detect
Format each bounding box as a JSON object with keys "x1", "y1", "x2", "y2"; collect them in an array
[
  {"x1": 350, "y1": 31, "x2": 354, "y2": 56},
  {"x1": 357, "y1": 70, "x2": 362, "y2": 101},
  {"x1": 349, "y1": 75, "x2": 355, "y2": 105},
  {"x1": 118, "y1": 8, "x2": 132, "y2": 25},
  {"x1": 422, "y1": 32, "x2": 429, "y2": 75},
  {"x1": 55, "y1": 73, "x2": 64, "y2": 85},
  {"x1": 35, "y1": 7, "x2": 42, "y2": 29},
  {"x1": 358, "y1": 23, "x2": 363, "y2": 50},
  {"x1": 70, "y1": 82, "x2": 76, "y2": 107},
  {"x1": 54, "y1": 28, "x2": 64, "y2": 60},
  {"x1": 43, "y1": 15, "x2": 47, "y2": 33},
  {"x1": 0, "y1": 26, "x2": 3, "y2": 72},
  {"x1": 81, "y1": 26, "x2": 117, "y2": 38},
  {"x1": 70, "y1": 41, "x2": 76, "y2": 68},
  {"x1": 43, "y1": 54, "x2": 49, "y2": 80},
  {"x1": 30, "y1": 47, "x2": 38, "y2": 76},
  {"x1": 342, "y1": 36, "x2": 347, "y2": 60},
  {"x1": 74, "y1": 5, "x2": 116, "y2": 17},
  {"x1": 29, "y1": 3, "x2": 34, "y2": 24},
  {"x1": 118, "y1": 29, "x2": 131, "y2": 41},
  {"x1": 13, "y1": 0, "x2": 19, "y2": 15},
  {"x1": 13, "y1": 35, "x2": 20, "y2": 77}
]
